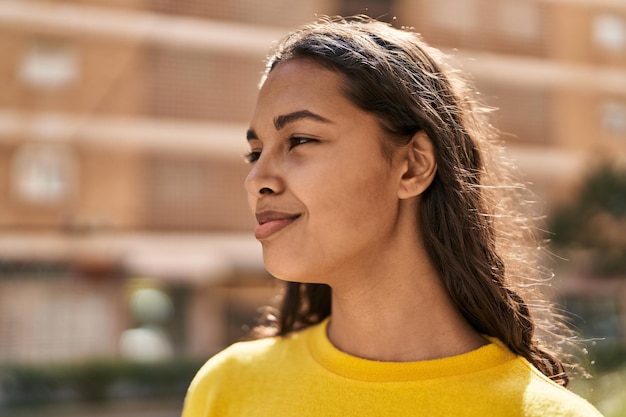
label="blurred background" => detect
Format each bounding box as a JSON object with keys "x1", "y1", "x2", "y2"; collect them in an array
[{"x1": 0, "y1": 0, "x2": 625, "y2": 416}]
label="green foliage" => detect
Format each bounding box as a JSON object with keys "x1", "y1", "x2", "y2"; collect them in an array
[
  {"x1": 571, "y1": 361, "x2": 626, "y2": 417},
  {"x1": 550, "y1": 164, "x2": 626, "y2": 276},
  {"x1": 584, "y1": 341, "x2": 626, "y2": 374},
  {"x1": 0, "y1": 358, "x2": 204, "y2": 411}
]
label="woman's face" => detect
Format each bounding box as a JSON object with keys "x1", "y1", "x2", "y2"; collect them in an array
[{"x1": 245, "y1": 58, "x2": 411, "y2": 284}]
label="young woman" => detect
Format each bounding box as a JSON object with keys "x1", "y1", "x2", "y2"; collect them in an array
[{"x1": 182, "y1": 17, "x2": 603, "y2": 417}]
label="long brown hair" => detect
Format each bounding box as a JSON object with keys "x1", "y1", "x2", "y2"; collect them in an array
[{"x1": 252, "y1": 16, "x2": 573, "y2": 386}]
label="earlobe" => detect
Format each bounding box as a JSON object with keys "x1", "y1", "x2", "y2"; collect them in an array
[{"x1": 397, "y1": 131, "x2": 437, "y2": 199}]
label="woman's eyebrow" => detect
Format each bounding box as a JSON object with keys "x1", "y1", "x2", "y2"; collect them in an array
[
  {"x1": 246, "y1": 129, "x2": 258, "y2": 141},
  {"x1": 246, "y1": 110, "x2": 333, "y2": 141},
  {"x1": 273, "y1": 110, "x2": 332, "y2": 130}
]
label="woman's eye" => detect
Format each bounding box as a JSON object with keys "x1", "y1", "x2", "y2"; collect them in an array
[
  {"x1": 288, "y1": 137, "x2": 316, "y2": 149},
  {"x1": 243, "y1": 151, "x2": 261, "y2": 164}
]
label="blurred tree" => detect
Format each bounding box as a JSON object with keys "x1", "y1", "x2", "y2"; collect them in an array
[{"x1": 550, "y1": 163, "x2": 626, "y2": 277}]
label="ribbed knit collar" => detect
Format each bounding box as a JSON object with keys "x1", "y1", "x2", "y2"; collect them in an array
[{"x1": 306, "y1": 317, "x2": 517, "y2": 382}]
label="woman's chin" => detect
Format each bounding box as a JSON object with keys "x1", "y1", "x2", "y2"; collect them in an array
[{"x1": 264, "y1": 262, "x2": 324, "y2": 285}]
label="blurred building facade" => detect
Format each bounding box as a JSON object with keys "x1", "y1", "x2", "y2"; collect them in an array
[{"x1": 0, "y1": 0, "x2": 625, "y2": 364}]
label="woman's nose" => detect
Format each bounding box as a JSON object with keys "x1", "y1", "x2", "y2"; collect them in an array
[{"x1": 244, "y1": 153, "x2": 284, "y2": 198}]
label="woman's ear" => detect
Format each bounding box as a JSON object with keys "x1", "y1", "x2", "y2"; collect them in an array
[{"x1": 397, "y1": 131, "x2": 437, "y2": 199}]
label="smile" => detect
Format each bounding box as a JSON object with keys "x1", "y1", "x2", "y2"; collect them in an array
[{"x1": 254, "y1": 211, "x2": 301, "y2": 240}]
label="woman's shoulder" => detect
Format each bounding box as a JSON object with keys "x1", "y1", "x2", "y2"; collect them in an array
[
  {"x1": 463, "y1": 337, "x2": 602, "y2": 416},
  {"x1": 511, "y1": 357, "x2": 603, "y2": 417},
  {"x1": 182, "y1": 330, "x2": 311, "y2": 417},
  {"x1": 190, "y1": 326, "x2": 312, "y2": 383},
  {"x1": 199, "y1": 337, "x2": 276, "y2": 374}
]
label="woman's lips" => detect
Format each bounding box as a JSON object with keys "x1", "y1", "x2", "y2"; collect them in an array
[{"x1": 254, "y1": 211, "x2": 301, "y2": 240}]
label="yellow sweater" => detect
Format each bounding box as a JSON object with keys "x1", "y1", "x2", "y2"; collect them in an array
[{"x1": 182, "y1": 319, "x2": 602, "y2": 416}]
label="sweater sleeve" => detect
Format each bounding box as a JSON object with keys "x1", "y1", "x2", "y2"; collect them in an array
[
  {"x1": 181, "y1": 336, "x2": 283, "y2": 417},
  {"x1": 520, "y1": 360, "x2": 605, "y2": 417},
  {"x1": 181, "y1": 357, "x2": 216, "y2": 417},
  {"x1": 181, "y1": 345, "x2": 239, "y2": 417}
]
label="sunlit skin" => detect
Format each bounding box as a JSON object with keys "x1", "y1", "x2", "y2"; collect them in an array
[{"x1": 245, "y1": 58, "x2": 485, "y2": 362}]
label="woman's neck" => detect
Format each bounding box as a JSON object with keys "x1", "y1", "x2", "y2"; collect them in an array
[{"x1": 326, "y1": 242, "x2": 486, "y2": 363}]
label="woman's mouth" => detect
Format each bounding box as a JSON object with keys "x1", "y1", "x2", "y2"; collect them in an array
[{"x1": 254, "y1": 211, "x2": 301, "y2": 240}]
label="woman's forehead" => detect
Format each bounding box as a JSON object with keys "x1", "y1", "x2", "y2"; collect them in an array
[
  {"x1": 255, "y1": 60, "x2": 348, "y2": 114},
  {"x1": 262, "y1": 59, "x2": 340, "y2": 91},
  {"x1": 249, "y1": 59, "x2": 383, "y2": 138}
]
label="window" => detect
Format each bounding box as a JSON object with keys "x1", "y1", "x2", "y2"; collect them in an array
[
  {"x1": 601, "y1": 101, "x2": 626, "y2": 136},
  {"x1": 145, "y1": 156, "x2": 208, "y2": 229},
  {"x1": 11, "y1": 143, "x2": 77, "y2": 205},
  {"x1": 478, "y1": 83, "x2": 550, "y2": 144},
  {"x1": 593, "y1": 13, "x2": 626, "y2": 52},
  {"x1": 144, "y1": 155, "x2": 251, "y2": 231},
  {"x1": 146, "y1": 47, "x2": 259, "y2": 122},
  {"x1": 0, "y1": 274, "x2": 118, "y2": 362},
  {"x1": 420, "y1": 0, "x2": 546, "y2": 56},
  {"x1": 19, "y1": 39, "x2": 79, "y2": 89}
]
